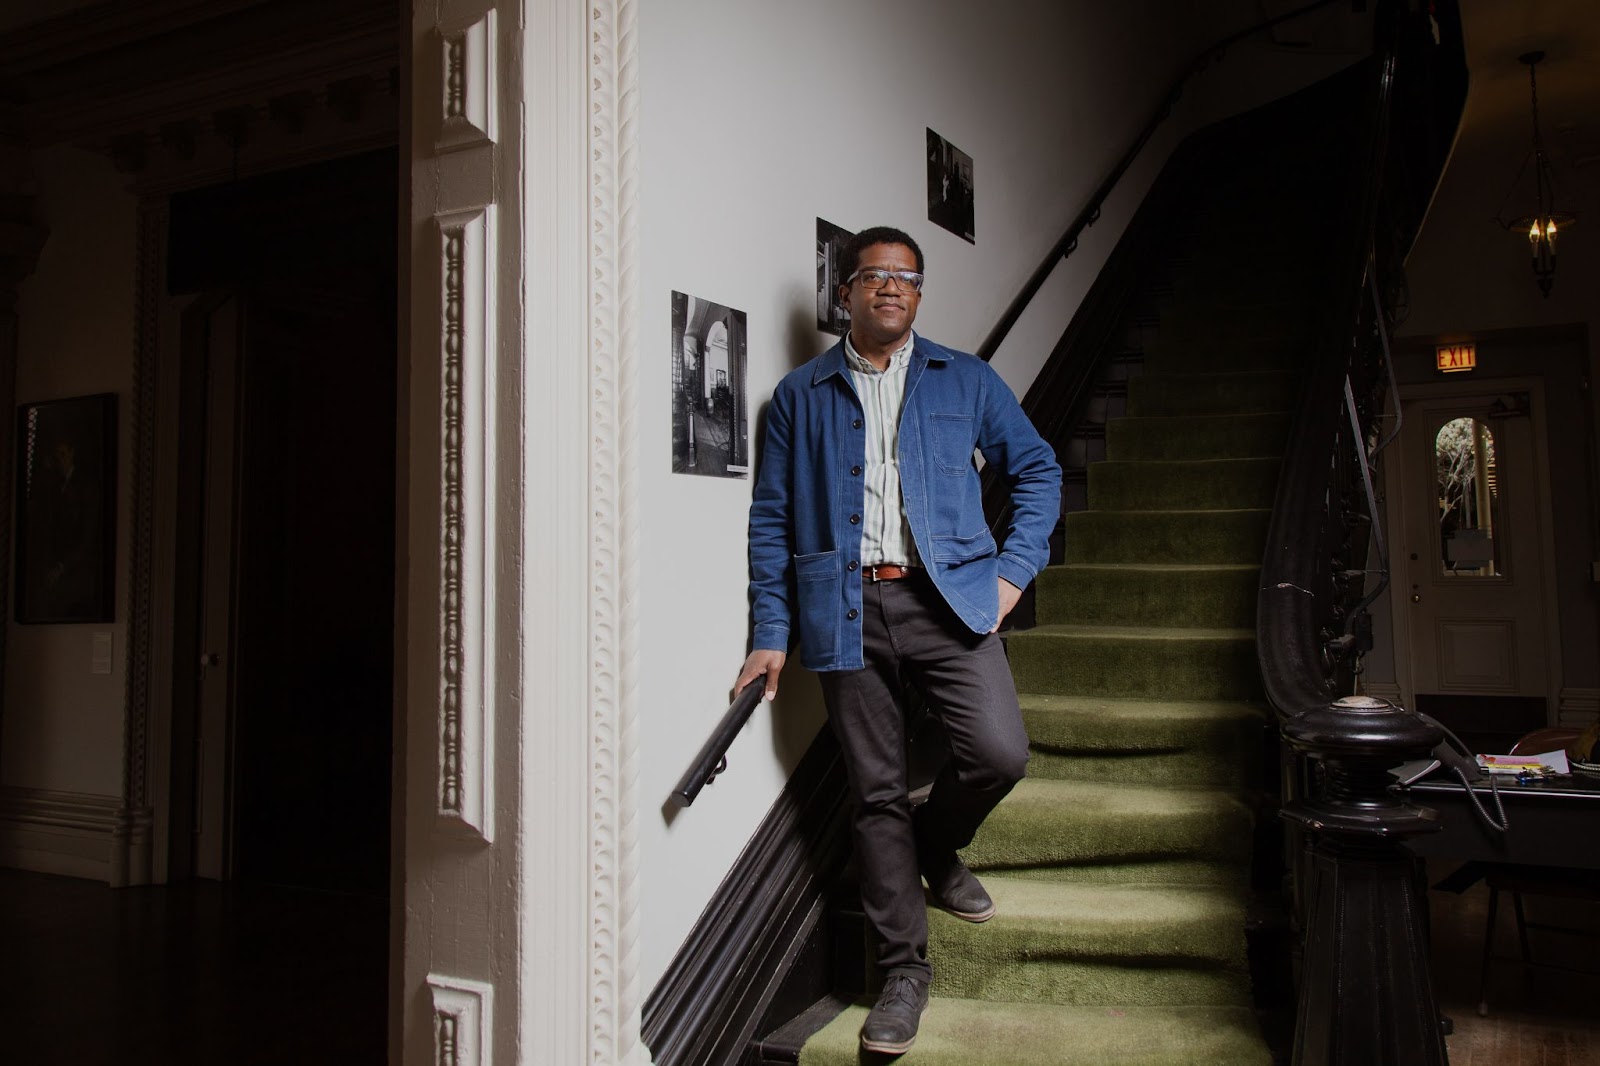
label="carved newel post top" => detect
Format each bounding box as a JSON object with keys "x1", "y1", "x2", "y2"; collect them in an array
[
  {"x1": 1283, "y1": 694, "x2": 1442, "y2": 759},
  {"x1": 1280, "y1": 695, "x2": 1443, "y2": 840}
]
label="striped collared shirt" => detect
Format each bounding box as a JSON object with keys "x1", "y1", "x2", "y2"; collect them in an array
[{"x1": 843, "y1": 331, "x2": 921, "y2": 568}]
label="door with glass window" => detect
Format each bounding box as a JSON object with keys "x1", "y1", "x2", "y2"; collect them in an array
[{"x1": 1399, "y1": 388, "x2": 1550, "y2": 718}]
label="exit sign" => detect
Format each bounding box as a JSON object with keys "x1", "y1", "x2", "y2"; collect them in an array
[{"x1": 1436, "y1": 344, "x2": 1477, "y2": 373}]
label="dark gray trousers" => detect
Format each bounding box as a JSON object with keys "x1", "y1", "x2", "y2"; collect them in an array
[{"x1": 817, "y1": 571, "x2": 1029, "y2": 981}]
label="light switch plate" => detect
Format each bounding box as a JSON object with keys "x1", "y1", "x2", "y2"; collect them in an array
[{"x1": 91, "y1": 632, "x2": 113, "y2": 675}]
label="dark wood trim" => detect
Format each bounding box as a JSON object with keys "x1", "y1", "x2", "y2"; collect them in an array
[{"x1": 642, "y1": 728, "x2": 853, "y2": 1066}]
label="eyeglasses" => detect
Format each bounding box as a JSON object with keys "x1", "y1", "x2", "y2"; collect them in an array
[{"x1": 846, "y1": 268, "x2": 925, "y2": 293}]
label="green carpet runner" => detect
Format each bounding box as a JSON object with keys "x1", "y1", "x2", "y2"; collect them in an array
[{"x1": 799, "y1": 283, "x2": 1299, "y2": 1063}]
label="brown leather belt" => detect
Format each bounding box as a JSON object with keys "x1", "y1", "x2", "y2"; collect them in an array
[{"x1": 864, "y1": 564, "x2": 917, "y2": 582}]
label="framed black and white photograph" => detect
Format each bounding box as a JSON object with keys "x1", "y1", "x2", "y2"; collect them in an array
[
  {"x1": 671, "y1": 291, "x2": 749, "y2": 479},
  {"x1": 927, "y1": 128, "x2": 975, "y2": 243},
  {"x1": 14, "y1": 393, "x2": 118, "y2": 624},
  {"x1": 816, "y1": 217, "x2": 855, "y2": 336}
]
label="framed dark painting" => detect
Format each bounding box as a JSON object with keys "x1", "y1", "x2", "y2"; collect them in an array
[{"x1": 14, "y1": 393, "x2": 117, "y2": 624}]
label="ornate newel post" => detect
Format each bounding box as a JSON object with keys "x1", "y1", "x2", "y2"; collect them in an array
[{"x1": 1281, "y1": 695, "x2": 1448, "y2": 1066}]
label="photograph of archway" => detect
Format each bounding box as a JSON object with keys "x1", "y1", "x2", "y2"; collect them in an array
[{"x1": 670, "y1": 290, "x2": 749, "y2": 478}]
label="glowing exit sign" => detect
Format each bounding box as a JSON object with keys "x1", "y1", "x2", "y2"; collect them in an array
[{"x1": 1436, "y1": 344, "x2": 1477, "y2": 373}]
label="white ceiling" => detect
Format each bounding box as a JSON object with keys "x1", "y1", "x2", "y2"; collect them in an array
[{"x1": 1458, "y1": 0, "x2": 1600, "y2": 171}]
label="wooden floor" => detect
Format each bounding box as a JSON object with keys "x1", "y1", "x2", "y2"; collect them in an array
[
  {"x1": 1428, "y1": 862, "x2": 1599, "y2": 1066},
  {"x1": 0, "y1": 868, "x2": 387, "y2": 1065},
  {"x1": 2, "y1": 862, "x2": 1594, "y2": 1064}
]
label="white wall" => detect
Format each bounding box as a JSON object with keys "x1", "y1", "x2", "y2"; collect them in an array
[
  {"x1": 0, "y1": 146, "x2": 137, "y2": 800},
  {"x1": 634, "y1": 0, "x2": 1379, "y2": 990},
  {"x1": 990, "y1": 31, "x2": 1371, "y2": 395}
]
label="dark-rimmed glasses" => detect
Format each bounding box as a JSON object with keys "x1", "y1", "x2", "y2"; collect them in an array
[{"x1": 846, "y1": 268, "x2": 925, "y2": 293}]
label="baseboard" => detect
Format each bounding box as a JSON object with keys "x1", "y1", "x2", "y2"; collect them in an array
[
  {"x1": 1558, "y1": 687, "x2": 1599, "y2": 728},
  {"x1": 0, "y1": 786, "x2": 120, "y2": 881},
  {"x1": 642, "y1": 728, "x2": 852, "y2": 1066}
]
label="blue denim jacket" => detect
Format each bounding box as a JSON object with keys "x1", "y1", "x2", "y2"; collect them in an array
[{"x1": 749, "y1": 334, "x2": 1061, "y2": 672}]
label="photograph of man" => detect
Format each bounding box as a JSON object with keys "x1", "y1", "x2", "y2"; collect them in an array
[
  {"x1": 816, "y1": 217, "x2": 855, "y2": 336},
  {"x1": 15, "y1": 395, "x2": 115, "y2": 624},
  {"x1": 735, "y1": 226, "x2": 1060, "y2": 1053},
  {"x1": 926, "y1": 129, "x2": 975, "y2": 243}
]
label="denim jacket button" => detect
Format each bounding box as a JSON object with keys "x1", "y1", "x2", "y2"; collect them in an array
[
  {"x1": 849, "y1": 514, "x2": 860, "y2": 524},
  {"x1": 852, "y1": 419, "x2": 863, "y2": 429},
  {"x1": 847, "y1": 560, "x2": 859, "y2": 571},
  {"x1": 847, "y1": 609, "x2": 859, "y2": 621},
  {"x1": 851, "y1": 466, "x2": 862, "y2": 476}
]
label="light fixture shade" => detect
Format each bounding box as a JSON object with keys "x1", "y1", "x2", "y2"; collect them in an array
[{"x1": 1495, "y1": 52, "x2": 1576, "y2": 297}]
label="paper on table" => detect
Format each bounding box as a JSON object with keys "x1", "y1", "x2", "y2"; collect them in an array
[{"x1": 1477, "y1": 749, "x2": 1571, "y2": 775}]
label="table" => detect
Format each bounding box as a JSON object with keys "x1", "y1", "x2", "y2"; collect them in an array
[{"x1": 1402, "y1": 770, "x2": 1600, "y2": 872}]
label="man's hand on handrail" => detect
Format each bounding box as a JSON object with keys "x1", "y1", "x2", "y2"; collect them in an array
[{"x1": 735, "y1": 650, "x2": 787, "y2": 703}]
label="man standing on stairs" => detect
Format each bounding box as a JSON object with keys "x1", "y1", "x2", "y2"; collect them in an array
[{"x1": 735, "y1": 226, "x2": 1061, "y2": 1054}]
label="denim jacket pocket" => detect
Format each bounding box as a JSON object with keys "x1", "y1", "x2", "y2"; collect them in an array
[
  {"x1": 930, "y1": 413, "x2": 976, "y2": 475},
  {"x1": 791, "y1": 549, "x2": 840, "y2": 662},
  {"x1": 929, "y1": 530, "x2": 997, "y2": 565},
  {"x1": 792, "y1": 548, "x2": 839, "y2": 580}
]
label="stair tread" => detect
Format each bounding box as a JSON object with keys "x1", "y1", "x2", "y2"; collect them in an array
[
  {"x1": 1110, "y1": 411, "x2": 1288, "y2": 423},
  {"x1": 943, "y1": 878, "x2": 1247, "y2": 946},
  {"x1": 1135, "y1": 369, "x2": 1294, "y2": 382},
  {"x1": 800, "y1": 1000, "x2": 1271, "y2": 1065},
  {"x1": 979, "y1": 776, "x2": 1253, "y2": 820},
  {"x1": 1019, "y1": 623, "x2": 1255, "y2": 642},
  {"x1": 1047, "y1": 562, "x2": 1259, "y2": 572},
  {"x1": 1092, "y1": 456, "x2": 1279, "y2": 469},
  {"x1": 1017, "y1": 694, "x2": 1268, "y2": 720},
  {"x1": 1074, "y1": 507, "x2": 1270, "y2": 517}
]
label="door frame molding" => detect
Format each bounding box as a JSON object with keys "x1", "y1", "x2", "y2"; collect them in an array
[
  {"x1": 403, "y1": 2, "x2": 648, "y2": 1063},
  {"x1": 1385, "y1": 374, "x2": 1563, "y2": 721}
]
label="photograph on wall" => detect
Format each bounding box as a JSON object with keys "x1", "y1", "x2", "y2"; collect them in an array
[
  {"x1": 671, "y1": 291, "x2": 749, "y2": 479},
  {"x1": 927, "y1": 128, "x2": 975, "y2": 243},
  {"x1": 816, "y1": 217, "x2": 855, "y2": 336},
  {"x1": 14, "y1": 393, "x2": 118, "y2": 624}
]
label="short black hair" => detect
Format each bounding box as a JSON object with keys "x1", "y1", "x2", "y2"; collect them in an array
[{"x1": 837, "y1": 226, "x2": 924, "y2": 283}]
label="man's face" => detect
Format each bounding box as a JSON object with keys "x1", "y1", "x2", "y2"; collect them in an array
[{"x1": 840, "y1": 242, "x2": 921, "y2": 348}]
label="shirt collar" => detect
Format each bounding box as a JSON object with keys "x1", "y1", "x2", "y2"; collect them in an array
[{"x1": 843, "y1": 330, "x2": 915, "y2": 375}]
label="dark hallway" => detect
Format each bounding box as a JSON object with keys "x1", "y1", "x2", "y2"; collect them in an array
[{"x1": 0, "y1": 868, "x2": 387, "y2": 1065}]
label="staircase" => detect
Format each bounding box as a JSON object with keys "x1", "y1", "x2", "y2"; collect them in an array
[{"x1": 794, "y1": 136, "x2": 1338, "y2": 1065}]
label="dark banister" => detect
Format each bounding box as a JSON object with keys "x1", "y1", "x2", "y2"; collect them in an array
[
  {"x1": 1257, "y1": 43, "x2": 1396, "y2": 719},
  {"x1": 670, "y1": 679, "x2": 766, "y2": 808},
  {"x1": 1256, "y1": 4, "x2": 1469, "y2": 1064},
  {"x1": 976, "y1": 0, "x2": 1341, "y2": 363}
]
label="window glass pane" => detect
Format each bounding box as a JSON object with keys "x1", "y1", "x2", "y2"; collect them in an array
[{"x1": 1435, "y1": 417, "x2": 1501, "y2": 577}]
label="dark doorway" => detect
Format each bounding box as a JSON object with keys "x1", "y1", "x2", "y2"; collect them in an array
[{"x1": 167, "y1": 149, "x2": 397, "y2": 896}]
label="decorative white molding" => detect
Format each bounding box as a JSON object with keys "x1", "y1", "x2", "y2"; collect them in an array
[
  {"x1": 0, "y1": 786, "x2": 120, "y2": 881},
  {"x1": 436, "y1": 206, "x2": 498, "y2": 843},
  {"x1": 1559, "y1": 687, "x2": 1599, "y2": 728},
  {"x1": 429, "y1": 974, "x2": 494, "y2": 1066},
  {"x1": 585, "y1": 0, "x2": 646, "y2": 1062},
  {"x1": 117, "y1": 196, "x2": 169, "y2": 888},
  {"x1": 437, "y1": 9, "x2": 497, "y2": 153}
]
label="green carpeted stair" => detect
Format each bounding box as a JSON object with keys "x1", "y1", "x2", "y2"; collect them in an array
[{"x1": 801, "y1": 268, "x2": 1302, "y2": 1066}]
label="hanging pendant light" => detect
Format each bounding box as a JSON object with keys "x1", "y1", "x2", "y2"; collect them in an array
[{"x1": 1496, "y1": 51, "x2": 1575, "y2": 298}]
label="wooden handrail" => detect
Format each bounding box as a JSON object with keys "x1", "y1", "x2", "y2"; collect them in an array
[{"x1": 670, "y1": 679, "x2": 767, "y2": 808}]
